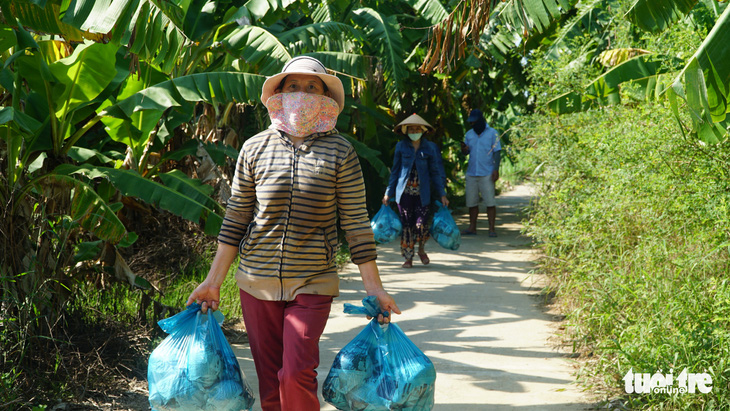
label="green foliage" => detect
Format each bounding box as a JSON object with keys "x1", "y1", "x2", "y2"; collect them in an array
[
  {"x1": 3, "y1": 0, "x2": 730, "y2": 407},
  {"x1": 56, "y1": 164, "x2": 224, "y2": 237},
  {"x1": 669, "y1": 5, "x2": 730, "y2": 143},
  {"x1": 626, "y1": 0, "x2": 699, "y2": 33},
  {"x1": 519, "y1": 103, "x2": 730, "y2": 408}
]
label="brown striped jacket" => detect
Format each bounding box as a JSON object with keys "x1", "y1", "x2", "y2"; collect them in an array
[{"x1": 217, "y1": 128, "x2": 377, "y2": 301}]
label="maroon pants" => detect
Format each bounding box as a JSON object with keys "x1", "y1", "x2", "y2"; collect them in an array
[{"x1": 239, "y1": 290, "x2": 333, "y2": 411}]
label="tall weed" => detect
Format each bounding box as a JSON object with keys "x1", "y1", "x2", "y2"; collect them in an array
[{"x1": 518, "y1": 104, "x2": 730, "y2": 409}]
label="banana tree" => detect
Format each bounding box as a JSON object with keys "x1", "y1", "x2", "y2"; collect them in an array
[
  {"x1": 546, "y1": 53, "x2": 684, "y2": 113},
  {"x1": 668, "y1": 3, "x2": 730, "y2": 143},
  {"x1": 0, "y1": 20, "x2": 257, "y2": 306},
  {"x1": 539, "y1": 0, "x2": 729, "y2": 143}
]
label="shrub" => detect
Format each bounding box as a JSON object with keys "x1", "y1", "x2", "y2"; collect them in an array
[{"x1": 518, "y1": 103, "x2": 730, "y2": 409}]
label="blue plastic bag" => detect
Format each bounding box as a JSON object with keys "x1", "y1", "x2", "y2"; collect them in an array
[
  {"x1": 430, "y1": 201, "x2": 461, "y2": 250},
  {"x1": 147, "y1": 303, "x2": 256, "y2": 411},
  {"x1": 370, "y1": 204, "x2": 403, "y2": 244},
  {"x1": 323, "y1": 296, "x2": 436, "y2": 410}
]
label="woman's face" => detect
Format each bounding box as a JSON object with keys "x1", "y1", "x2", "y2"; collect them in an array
[
  {"x1": 406, "y1": 125, "x2": 424, "y2": 134},
  {"x1": 279, "y1": 74, "x2": 329, "y2": 96}
]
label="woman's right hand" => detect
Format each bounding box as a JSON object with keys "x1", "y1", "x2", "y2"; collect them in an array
[
  {"x1": 186, "y1": 281, "x2": 221, "y2": 313},
  {"x1": 382, "y1": 195, "x2": 389, "y2": 205}
]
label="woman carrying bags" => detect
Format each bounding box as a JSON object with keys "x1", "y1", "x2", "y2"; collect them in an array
[
  {"x1": 186, "y1": 56, "x2": 400, "y2": 411},
  {"x1": 383, "y1": 114, "x2": 449, "y2": 268}
]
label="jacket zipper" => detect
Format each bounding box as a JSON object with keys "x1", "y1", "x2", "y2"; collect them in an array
[{"x1": 278, "y1": 143, "x2": 298, "y2": 300}]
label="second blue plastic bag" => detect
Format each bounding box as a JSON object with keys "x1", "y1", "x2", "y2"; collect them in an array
[
  {"x1": 370, "y1": 204, "x2": 402, "y2": 244},
  {"x1": 323, "y1": 296, "x2": 436, "y2": 410},
  {"x1": 147, "y1": 303, "x2": 256, "y2": 411},
  {"x1": 430, "y1": 201, "x2": 461, "y2": 250}
]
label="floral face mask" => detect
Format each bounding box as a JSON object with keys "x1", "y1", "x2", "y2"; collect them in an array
[{"x1": 266, "y1": 92, "x2": 339, "y2": 137}]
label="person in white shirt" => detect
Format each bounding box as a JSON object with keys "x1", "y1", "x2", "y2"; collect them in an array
[{"x1": 460, "y1": 109, "x2": 501, "y2": 237}]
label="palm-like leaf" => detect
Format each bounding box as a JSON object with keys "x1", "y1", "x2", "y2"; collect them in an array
[
  {"x1": 626, "y1": 0, "x2": 698, "y2": 33},
  {"x1": 674, "y1": 4, "x2": 730, "y2": 122},
  {"x1": 543, "y1": 0, "x2": 605, "y2": 60},
  {"x1": 305, "y1": 51, "x2": 370, "y2": 80},
  {"x1": 244, "y1": 0, "x2": 299, "y2": 20},
  {"x1": 220, "y1": 25, "x2": 291, "y2": 75},
  {"x1": 497, "y1": 0, "x2": 576, "y2": 34},
  {"x1": 598, "y1": 48, "x2": 652, "y2": 67},
  {"x1": 352, "y1": 8, "x2": 408, "y2": 108},
  {"x1": 162, "y1": 139, "x2": 239, "y2": 167},
  {"x1": 402, "y1": 0, "x2": 450, "y2": 24},
  {"x1": 1, "y1": 0, "x2": 101, "y2": 42},
  {"x1": 100, "y1": 72, "x2": 266, "y2": 120},
  {"x1": 278, "y1": 22, "x2": 361, "y2": 55},
  {"x1": 158, "y1": 169, "x2": 224, "y2": 213},
  {"x1": 59, "y1": 0, "x2": 189, "y2": 73},
  {"x1": 56, "y1": 164, "x2": 224, "y2": 236},
  {"x1": 669, "y1": 5, "x2": 730, "y2": 143},
  {"x1": 483, "y1": 0, "x2": 578, "y2": 62},
  {"x1": 340, "y1": 132, "x2": 389, "y2": 179},
  {"x1": 34, "y1": 173, "x2": 131, "y2": 244},
  {"x1": 49, "y1": 42, "x2": 118, "y2": 122},
  {"x1": 547, "y1": 54, "x2": 680, "y2": 114}
]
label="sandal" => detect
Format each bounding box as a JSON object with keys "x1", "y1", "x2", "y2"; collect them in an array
[
  {"x1": 402, "y1": 259, "x2": 413, "y2": 268},
  {"x1": 488, "y1": 231, "x2": 498, "y2": 237},
  {"x1": 461, "y1": 229, "x2": 477, "y2": 236},
  {"x1": 417, "y1": 251, "x2": 430, "y2": 265}
]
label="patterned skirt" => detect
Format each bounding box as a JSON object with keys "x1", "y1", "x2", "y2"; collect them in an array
[{"x1": 397, "y1": 166, "x2": 431, "y2": 260}]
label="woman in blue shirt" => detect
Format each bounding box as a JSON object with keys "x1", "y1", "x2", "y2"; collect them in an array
[{"x1": 383, "y1": 114, "x2": 449, "y2": 268}]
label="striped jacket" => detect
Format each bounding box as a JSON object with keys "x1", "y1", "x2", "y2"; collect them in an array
[{"x1": 217, "y1": 128, "x2": 377, "y2": 301}]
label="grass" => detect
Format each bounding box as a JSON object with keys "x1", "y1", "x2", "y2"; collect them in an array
[{"x1": 517, "y1": 103, "x2": 730, "y2": 410}]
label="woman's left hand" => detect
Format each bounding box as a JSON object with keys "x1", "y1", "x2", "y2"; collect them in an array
[
  {"x1": 441, "y1": 195, "x2": 449, "y2": 207},
  {"x1": 368, "y1": 290, "x2": 401, "y2": 324}
]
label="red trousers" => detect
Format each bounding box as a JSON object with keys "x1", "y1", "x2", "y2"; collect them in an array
[{"x1": 239, "y1": 290, "x2": 333, "y2": 411}]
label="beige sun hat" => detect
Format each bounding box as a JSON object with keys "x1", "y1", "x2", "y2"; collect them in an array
[
  {"x1": 260, "y1": 56, "x2": 345, "y2": 113},
  {"x1": 394, "y1": 113, "x2": 434, "y2": 134}
]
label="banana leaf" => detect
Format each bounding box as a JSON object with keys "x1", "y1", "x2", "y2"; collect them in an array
[
  {"x1": 158, "y1": 169, "x2": 224, "y2": 213},
  {"x1": 667, "y1": 5, "x2": 730, "y2": 143},
  {"x1": 547, "y1": 54, "x2": 681, "y2": 114},
  {"x1": 1, "y1": 0, "x2": 98, "y2": 42},
  {"x1": 33, "y1": 173, "x2": 132, "y2": 244},
  {"x1": 626, "y1": 0, "x2": 698, "y2": 33},
  {"x1": 162, "y1": 139, "x2": 239, "y2": 167},
  {"x1": 55, "y1": 164, "x2": 224, "y2": 236},
  {"x1": 498, "y1": 0, "x2": 576, "y2": 34},
  {"x1": 402, "y1": 0, "x2": 449, "y2": 24},
  {"x1": 278, "y1": 22, "x2": 361, "y2": 56},
  {"x1": 59, "y1": 0, "x2": 188, "y2": 73},
  {"x1": 677, "y1": 4, "x2": 730, "y2": 122},
  {"x1": 220, "y1": 25, "x2": 291, "y2": 75},
  {"x1": 352, "y1": 8, "x2": 408, "y2": 109},
  {"x1": 340, "y1": 132, "x2": 389, "y2": 180},
  {"x1": 48, "y1": 42, "x2": 118, "y2": 121},
  {"x1": 100, "y1": 72, "x2": 266, "y2": 121}
]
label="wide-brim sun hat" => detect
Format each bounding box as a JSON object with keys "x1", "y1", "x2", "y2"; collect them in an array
[
  {"x1": 261, "y1": 56, "x2": 345, "y2": 113},
  {"x1": 467, "y1": 109, "x2": 484, "y2": 122},
  {"x1": 394, "y1": 113, "x2": 434, "y2": 134}
]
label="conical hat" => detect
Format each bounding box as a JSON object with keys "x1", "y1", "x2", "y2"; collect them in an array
[{"x1": 394, "y1": 113, "x2": 434, "y2": 134}]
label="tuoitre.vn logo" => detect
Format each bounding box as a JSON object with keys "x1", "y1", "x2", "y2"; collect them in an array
[{"x1": 623, "y1": 368, "x2": 712, "y2": 394}]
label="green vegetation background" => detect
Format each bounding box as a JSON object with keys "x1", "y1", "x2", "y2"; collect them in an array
[{"x1": 3, "y1": 1, "x2": 730, "y2": 410}]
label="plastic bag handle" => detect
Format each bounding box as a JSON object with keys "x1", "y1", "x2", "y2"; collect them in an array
[{"x1": 343, "y1": 295, "x2": 389, "y2": 318}]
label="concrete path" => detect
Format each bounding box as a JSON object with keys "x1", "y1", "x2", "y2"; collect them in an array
[{"x1": 232, "y1": 184, "x2": 597, "y2": 410}]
